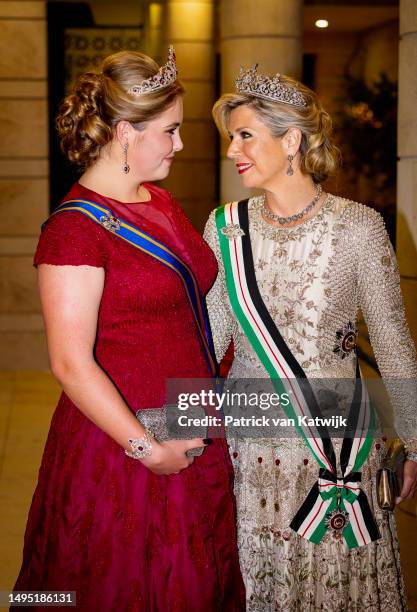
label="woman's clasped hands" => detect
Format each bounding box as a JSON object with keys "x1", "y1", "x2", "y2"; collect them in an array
[{"x1": 140, "y1": 437, "x2": 209, "y2": 475}]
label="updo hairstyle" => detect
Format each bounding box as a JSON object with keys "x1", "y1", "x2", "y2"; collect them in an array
[
  {"x1": 56, "y1": 51, "x2": 184, "y2": 168},
  {"x1": 212, "y1": 75, "x2": 340, "y2": 183}
]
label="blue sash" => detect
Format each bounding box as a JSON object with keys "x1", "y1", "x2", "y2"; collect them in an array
[{"x1": 46, "y1": 198, "x2": 217, "y2": 377}]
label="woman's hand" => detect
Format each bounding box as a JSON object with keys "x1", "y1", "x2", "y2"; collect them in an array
[
  {"x1": 140, "y1": 438, "x2": 207, "y2": 476},
  {"x1": 397, "y1": 460, "x2": 417, "y2": 504}
]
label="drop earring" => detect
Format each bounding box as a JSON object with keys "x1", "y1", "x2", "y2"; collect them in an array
[
  {"x1": 286, "y1": 154, "x2": 294, "y2": 176},
  {"x1": 122, "y1": 142, "x2": 130, "y2": 174}
]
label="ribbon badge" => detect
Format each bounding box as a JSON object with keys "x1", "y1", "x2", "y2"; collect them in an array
[
  {"x1": 100, "y1": 214, "x2": 121, "y2": 232},
  {"x1": 318, "y1": 471, "x2": 361, "y2": 540},
  {"x1": 220, "y1": 223, "x2": 245, "y2": 240}
]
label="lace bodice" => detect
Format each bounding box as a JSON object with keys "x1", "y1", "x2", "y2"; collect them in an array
[{"x1": 204, "y1": 194, "x2": 417, "y2": 446}]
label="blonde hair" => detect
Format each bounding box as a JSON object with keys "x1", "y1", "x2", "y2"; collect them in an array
[
  {"x1": 56, "y1": 51, "x2": 184, "y2": 168},
  {"x1": 212, "y1": 75, "x2": 340, "y2": 183}
]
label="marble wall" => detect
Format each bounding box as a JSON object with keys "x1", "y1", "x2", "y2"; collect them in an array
[
  {"x1": 0, "y1": 0, "x2": 49, "y2": 369},
  {"x1": 160, "y1": 0, "x2": 217, "y2": 231},
  {"x1": 218, "y1": 0, "x2": 303, "y2": 203}
]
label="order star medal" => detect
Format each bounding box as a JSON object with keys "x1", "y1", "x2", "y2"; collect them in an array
[
  {"x1": 221, "y1": 223, "x2": 245, "y2": 240},
  {"x1": 325, "y1": 508, "x2": 350, "y2": 538}
]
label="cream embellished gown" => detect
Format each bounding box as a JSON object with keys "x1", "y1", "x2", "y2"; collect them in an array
[{"x1": 204, "y1": 193, "x2": 417, "y2": 612}]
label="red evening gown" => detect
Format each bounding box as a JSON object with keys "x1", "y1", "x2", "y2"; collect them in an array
[{"x1": 13, "y1": 182, "x2": 245, "y2": 611}]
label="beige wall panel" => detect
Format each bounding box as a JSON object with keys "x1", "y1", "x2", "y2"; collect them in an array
[
  {"x1": 363, "y1": 22, "x2": 398, "y2": 87},
  {"x1": 219, "y1": 135, "x2": 229, "y2": 159},
  {"x1": 0, "y1": 80, "x2": 47, "y2": 99},
  {"x1": 91, "y1": 3, "x2": 145, "y2": 26},
  {"x1": 0, "y1": 2, "x2": 45, "y2": 19},
  {"x1": 304, "y1": 32, "x2": 358, "y2": 116},
  {"x1": 396, "y1": 159, "x2": 417, "y2": 277},
  {"x1": 398, "y1": 36, "x2": 417, "y2": 156},
  {"x1": 221, "y1": 0, "x2": 302, "y2": 38},
  {"x1": 161, "y1": 159, "x2": 215, "y2": 200},
  {"x1": 182, "y1": 82, "x2": 214, "y2": 120},
  {"x1": 165, "y1": 0, "x2": 212, "y2": 3},
  {"x1": 0, "y1": 237, "x2": 38, "y2": 255},
  {"x1": 0, "y1": 20, "x2": 46, "y2": 79},
  {"x1": 0, "y1": 99, "x2": 47, "y2": 157},
  {"x1": 400, "y1": 278, "x2": 417, "y2": 343},
  {"x1": 0, "y1": 159, "x2": 48, "y2": 178},
  {"x1": 166, "y1": 2, "x2": 213, "y2": 42},
  {"x1": 221, "y1": 38, "x2": 302, "y2": 91},
  {"x1": 0, "y1": 257, "x2": 39, "y2": 313},
  {"x1": 146, "y1": 1, "x2": 164, "y2": 58},
  {"x1": 0, "y1": 179, "x2": 48, "y2": 235},
  {"x1": 182, "y1": 197, "x2": 217, "y2": 231},
  {"x1": 220, "y1": 158, "x2": 252, "y2": 203},
  {"x1": 179, "y1": 121, "x2": 216, "y2": 160},
  {"x1": 0, "y1": 332, "x2": 48, "y2": 370},
  {"x1": 400, "y1": 0, "x2": 417, "y2": 35},
  {"x1": 174, "y1": 41, "x2": 215, "y2": 80},
  {"x1": 0, "y1": 313, "x2": 44, "y2": 332}
]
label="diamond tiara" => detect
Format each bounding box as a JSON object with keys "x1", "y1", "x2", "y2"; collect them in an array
[
  {"x1": 235, "y1": 64, "x2": 307, "y2": 108},
  {"x1": 127, "y1": 45, "x2": 178, "y2": 96}
]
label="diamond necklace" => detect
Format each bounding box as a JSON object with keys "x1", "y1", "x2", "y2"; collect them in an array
[{"x1": 261, "y1": 183, "x2": 323, "y2": 225}]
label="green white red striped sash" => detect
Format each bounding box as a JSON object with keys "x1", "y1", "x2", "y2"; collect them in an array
[{"x1": 215, "y1": 199, "x2": 380, "y2": 549}]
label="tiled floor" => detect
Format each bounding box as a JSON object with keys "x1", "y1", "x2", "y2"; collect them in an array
[
  {"x1": 0, "y1": 371, "x2": 60, "y2": 609},
  {"x1": 0, "y1": 370, "x2": 416, "y2": 611}
]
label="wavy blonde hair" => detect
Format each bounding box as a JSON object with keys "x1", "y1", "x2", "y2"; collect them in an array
[
  {"x1": 212, "y1": 75, "x2": 340, "y2": 183},
  {"x1": 56, "y1": 51, "x2": 184, "y2": 168}
]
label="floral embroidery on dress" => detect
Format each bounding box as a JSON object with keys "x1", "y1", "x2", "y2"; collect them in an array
[
  {"x1": 204, "y1": 193, "x2": 417, "y2": 611},
  {"x1": 249, "y1": 196, "x2": 333, "y2": 372}
]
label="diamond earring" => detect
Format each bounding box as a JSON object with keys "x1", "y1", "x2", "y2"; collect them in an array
[
  {"x1": 286, "y1": 154, "x2": 294, "y2": 176},
  {"x1": 122, "y1": 142, "x2": 130, "y2": 174}
]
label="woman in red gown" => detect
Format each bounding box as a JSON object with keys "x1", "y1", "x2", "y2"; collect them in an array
[{"x1": 13, "y1": 48, "x2": 244, "y2": 611}]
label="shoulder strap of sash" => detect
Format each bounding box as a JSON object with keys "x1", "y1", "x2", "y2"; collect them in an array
[
  {"x1": 216, "y1": 199, "x2": 336, "y2": 471},
  {"x1": 46, "y1": 198, "x2": 217, "y2": 377}
]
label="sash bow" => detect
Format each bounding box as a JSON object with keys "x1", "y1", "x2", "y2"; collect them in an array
[{"x1": 318, "y1": 469, "x2": 361, "y2": 505}]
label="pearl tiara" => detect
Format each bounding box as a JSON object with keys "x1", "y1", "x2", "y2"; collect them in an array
[
  {"x1": 235, "y1": 64, "x2": 307, "y2": 108},
  {"x1": 127, "y1": 45, "x2": 178, "y2": 96}
]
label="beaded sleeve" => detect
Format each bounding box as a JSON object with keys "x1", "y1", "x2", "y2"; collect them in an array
[
  {"x1": 203, "y1": 210, "x2": 237, "y2": 362},
  {"x1": 356, "y1": 206, "x2": 417, "y2": 451}
]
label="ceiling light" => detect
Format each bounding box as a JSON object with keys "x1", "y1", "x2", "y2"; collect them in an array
[{"x1": 315, "y1": 19, "x2": 329, "y2": 29}]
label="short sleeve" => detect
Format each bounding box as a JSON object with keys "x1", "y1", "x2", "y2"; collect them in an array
[{"x1": 34, "y1": 211, "x2": 108, "y2": 268}]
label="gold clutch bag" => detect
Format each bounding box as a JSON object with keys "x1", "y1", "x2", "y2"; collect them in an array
[{"x1": 376, "y1": 439, "x2": 406, "y2": 511}]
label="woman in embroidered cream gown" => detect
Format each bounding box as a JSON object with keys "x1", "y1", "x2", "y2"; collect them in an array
[{"x1": 204, "y1": 69, "x2": 417, "y2": 611}]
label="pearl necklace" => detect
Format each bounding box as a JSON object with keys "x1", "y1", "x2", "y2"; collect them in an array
[{"x1": 261, "y1": 183, "x2": 323, "y2": 225}]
